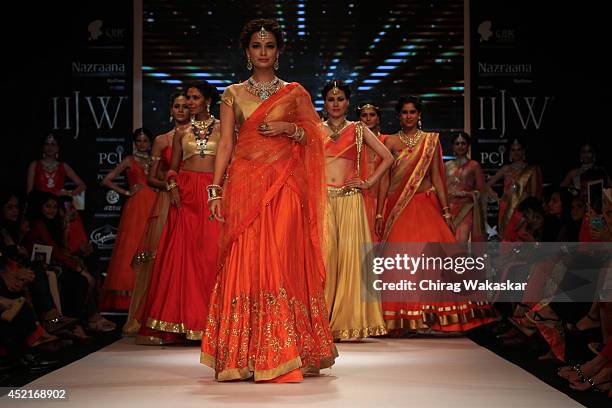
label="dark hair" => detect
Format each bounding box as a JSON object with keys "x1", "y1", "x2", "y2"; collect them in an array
[
  {"x1": 452, "y1": 132, "x2": 471, "y2": 145},
  {"x1": 240, "y1": 18, "x2": 285, "y2": 51},
  {"x1": 356, "y1": 101, "x2": 381, "y2": 119},
  {"x1": 545, "y1": 185, "x2": 573, "y2": 223},
  {"x1": 395, "y1": 96, "x2": 424, "y2": 114},
  {"x1": 27, "y1": 191, "x2": 64, "y2": 247},
  {"x1": 42, "y1": 133, "x2": 59, "y2": 146},
  {"x1": 322, "y1": 79, "x2": 351, "y2": 100},
  {"x1": 184, "y1": 81, "x2": 219, "y2": 106},
  {"x1": 169, "y1": 91, "x2": 186, "y2": 107},
  {"x1": 132, "y1": 128, "x2": 153, "y2": 142}
]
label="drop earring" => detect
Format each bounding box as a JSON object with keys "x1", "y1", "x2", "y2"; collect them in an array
[
  {"x1": 246, "y1": 56, "x2": 253, "y2": 71},
  {"x1": 274, "y1": 55, "x2": 279, "y2": 70}
]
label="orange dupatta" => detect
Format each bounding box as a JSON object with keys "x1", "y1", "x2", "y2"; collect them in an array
[
  {"x1": 220, "y1": 82, "x2": 327, "y2": 281},
  {"x1": 382, "y1": 132, "x2": 442, "y2": 241}
]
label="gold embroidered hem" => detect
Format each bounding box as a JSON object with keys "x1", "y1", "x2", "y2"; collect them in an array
[
  {"x1": 327, "y1": 185, "x2": 361, "y2": 198},
  {"x1": 146, "y1": 317, "x2": 203, "y2": 340},
  {"x1": 201, "y1": 349, "x2": 338, "y2": 382},
  {"x1": 332, "y1": 324, "x2": 387, "y2": 340},
  {"x1": 384, "y1": 305, "x2": 497, "y2": 332}
]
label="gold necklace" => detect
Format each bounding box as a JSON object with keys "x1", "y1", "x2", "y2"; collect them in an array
[
  {"x1": 246, "y1": 76, "x2": 282, "y2": 100},
  {"x1": 191, "y1": 115, "x2": 216, "y2": 157},
  {"x1": 398, "y1": 129, "x2": 423, "y2": 150},
  {"x1": 325, "y1": 119, "x2": 349, "y2": 142}
]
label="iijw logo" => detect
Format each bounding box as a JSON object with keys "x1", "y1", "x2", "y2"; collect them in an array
[
  {"x1": 478, "y1": 89, "x2": 552, "y2": 138},
  {"x1": 51, "y1": 91, "x2": 127, "y2": 139}
]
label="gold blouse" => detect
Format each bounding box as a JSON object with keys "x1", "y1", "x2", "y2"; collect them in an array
[
  {"x1": 181, "y1": 120, "x2": 221, "y2": 160},
  {"x1": 221, "y1": 84, "x2": 262, "y2": 128}
]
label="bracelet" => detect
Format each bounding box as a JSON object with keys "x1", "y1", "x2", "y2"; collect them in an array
[
  {"x1": 166, "y1": 181, "x2": 178, "y2": 191},
  {"x1": 362, "y1": 179, "x2": 371, "y2": 189},
  {"x1": 441, "y1": 206, "x2": 450, "y2": 212},
  {"x1": 375, "y1": 214, "x2": 384, "y2": 220},
  {"x1": 206, "y1": 184, "x2": 223, "y2": 201},
  {"x1": 124, "y1": 190, "x2": 132, "y2": 196},
  {"x1": 288, "y1": 124, "x2": 305, "y2": 142},
  {"x1": 442, "y1": 213, "x2": 452, "y2": 219},
  {"x1": 166, "y1": 170, "x2": 178, "y2": 181},
  {"x1": 208, "y1": 196, "x2": 223, "y2": 203},
  {"x1": 151, "y1": 155, "x2": 161, "y2": 161}
]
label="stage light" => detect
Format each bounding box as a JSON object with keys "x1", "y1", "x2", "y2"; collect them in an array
[
  {"x1": 358, "y1": 86, "x2": 372, "y2": 91},
  {"x1": 363, "y1": 79, "x2": 381, "y2": 84},
  {"x1": 371, "y1": 73, "x2": 390, "y2": 77},
  {"x1": 147, "y1": 73, "x2": 170, "y2": 77}
]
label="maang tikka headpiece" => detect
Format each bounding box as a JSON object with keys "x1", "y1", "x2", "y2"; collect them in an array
[
  {"x1": 258, "y1": 26, "x2": 269, "y2": 40},
  {"x1": 332, "y1": 80, "x2": 339, "y2": 95},
  {"x1": 45, "y1": 133, "x2": 57, "y2": 144}
]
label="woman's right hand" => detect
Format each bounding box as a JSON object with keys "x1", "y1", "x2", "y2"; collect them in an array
[
  {"x1": 375, "y1": 218, "x2": 384, "y2": 239},
  {"x1": 170, "y1": 186, "x2": 181, "y2": 208},
  {"x1": 209, "y1": 199, "x2": 225, "y2": 222}
]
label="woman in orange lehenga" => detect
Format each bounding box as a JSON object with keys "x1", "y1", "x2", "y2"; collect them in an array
[
  {"x1": 138, "y1": 82, "x2": 221, "y2": 343},
  {"x1": 100, "y1": 128, "x2": 156, "y2": 310},
  {"x1": 322, "y1": 82, "x2": 393, "y2": 340},
  {"x1": 357, "y1": 101, "x2": 388, "y2": 241},
  {"x1": 445, "y1": 132, "x2": 486, "y2": 242},
  {"x1": 376, "y1": 96, "x2": 495, "y2": 332},
  {"x1": 124, "y1": 92, "x2": 188, "y2": 338},
  {"x1": 486, "y1": 138, "x2": 543, "y2": 240},
  {"x1": 201, "y1": 19, "x2": 337, "y2": 383}
]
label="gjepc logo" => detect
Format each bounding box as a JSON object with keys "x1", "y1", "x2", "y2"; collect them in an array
[{"x1": 88, "y1": 20, "x2": 103, "y2": 41}]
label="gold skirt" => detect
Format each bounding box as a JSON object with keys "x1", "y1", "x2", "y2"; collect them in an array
[{"x1": 324, "y1": 187, "x2": 387, "y2": 339}]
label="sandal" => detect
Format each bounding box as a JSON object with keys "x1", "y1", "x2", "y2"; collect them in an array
[
  {"x1": 88, "y1": 316, "x2": 116, "y2": 332},
  {"x1": 570, "y1": 376, "x2": 611, "y2": 392},
  {"x1": 0, "y1": 297, "x2": 25, "y2": 322},
  {"x1": 558, "y1": 364, "x2": 585, "y2": 382},
  {"x1": 44, "y1": 315, "x2": 78, "y2": 334}
]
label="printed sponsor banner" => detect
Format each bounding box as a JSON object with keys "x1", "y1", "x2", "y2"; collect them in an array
[{"x1": 42, "y1": 1, "x2": 133, "y2": 271}]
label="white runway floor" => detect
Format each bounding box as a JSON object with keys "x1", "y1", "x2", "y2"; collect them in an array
[{"x1": 2, "y1": 337, "x2": 582, "y2": 407}]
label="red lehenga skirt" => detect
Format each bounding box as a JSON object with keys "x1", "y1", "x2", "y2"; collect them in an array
[
  {"x1": 101, "y1": 187, "x2": 157, "y2": 310},
  {"x1": 138, "y1": 171, "x2": 220, "y2": 342},
  {"x1": 382, "y1": 191, "x2": 496, "y2": 332}
]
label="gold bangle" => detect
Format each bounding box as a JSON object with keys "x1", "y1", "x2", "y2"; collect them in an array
[
  {"x1": 206, "y1": 184, "x2": 223, "y2": 201},
  {"x1": 207, "y1": 196, "x2": 223, "y2": 203},
  {"x1": 375, "y1": 214, "x2": 384, "y2": 220},
  {"x1": 363, "y1": 179, "x2": 371, "y2": 189},
  {"x1": 166, "y1": 181, "x2": 178, "y2": 191}
]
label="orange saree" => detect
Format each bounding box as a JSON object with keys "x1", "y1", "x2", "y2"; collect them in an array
[
  {"x1": 200, "y1": 83, "x2": 338, "y2": 381},
  {"x1": 381, "y1": 133, "x2": 495, "y2": 332}
]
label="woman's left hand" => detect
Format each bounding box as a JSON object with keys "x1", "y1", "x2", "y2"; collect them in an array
[
  {"x1": 257, "y1": 121, "x2": 293, "y2": 137},
  {"x1": 345, "y1": 176, "x2": 368, "y2": 189},
  {"x1": 130, "y1": 184, "x2": 143, "y2": 195}
]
